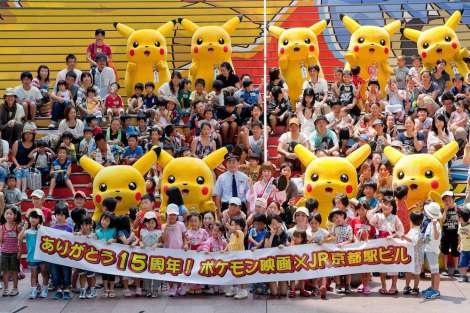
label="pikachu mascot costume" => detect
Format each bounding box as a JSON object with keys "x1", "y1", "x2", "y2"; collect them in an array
[
  {"x1": 384, "y1": 141, "x2": 459, "y2": 208},
  {"x1": 403, "y1": 10, "x2": 469, "y2": 80},
  {"x1": 294, "y1": 144, "x2": 371, "y2": 226},
  {"x1": 268, "y1": 20, "x2": 329, "y2": 104},
  {"x1": 80, "y1": 148, "x2": 160, "y2": 222},
  {"x1": 114, "y1": 21, "x2": 175, "y2": 96},
  {"x1": 157, "y1": 147, "x2": 228, "y2": 215},
  {"x1": 340, "y1": 14, "x2": 401, "y2": 98},
  {"x1": 178, "y1": 16, "x2": 242, "y2": 91}
]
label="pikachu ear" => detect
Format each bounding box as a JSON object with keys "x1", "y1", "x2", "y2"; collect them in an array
[
  {"x1": 402, "y1": 28, "x2": 421, "y2": 43},
  {"x1": 178, "y1": 17, "x2": 199, "y2": 35},
  {"x1": 346, "y1": 144, "x2": 371, "y2": 168},
  {"x1": 445, "y1": 10, "x2": 463, "y2": 30},
  {"x1": 203, "y1": 147, "x2": 228, "y2": 170},
  {"x1": 268, "y1": 25, "x2": 285, "y2": 38},
  {"x1": 384, "y1": 19, "x2": 401, "y2": 35},
  {"x1": 383, "y1": 146, "x2": 405, "y2": 165},
  {"x1": 294, "y1": 144, "x2": 316, "y2": 168},
  {"x1": 113, "y1": 22, "x2": 135, "y2": 38},
  {"x1": 340, "y1": 14, "x2": 361, "y2": 33},
  {"x1": 153, "y1": 146, "x2": 174, "y2": 169},
  {"x1": 157, "y1": 20, "x2": 176, "y2": 38},
  {"x1": 221, "y1": 15, "x2": 242, "y2": 34},
  {"x1": 433, "y1": 141, "x2": 459, "y2": 165},
  {"x1": 309, "y1": 19, "x2": 329, "y2": 36},
  {"x1": 133, "y1": 148, "x2": 160, "y2": 175},
  {"x1": 79, "y1": 155, "x2": 104, "y2": 178}
]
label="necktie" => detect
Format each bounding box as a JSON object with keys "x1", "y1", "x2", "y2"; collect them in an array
[{"x1": 231, "y1": 174, "x2": 238, "y2": 197}]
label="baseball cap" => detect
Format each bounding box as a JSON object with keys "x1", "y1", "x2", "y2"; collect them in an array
[
  {"x1": 294, "y1": 206, "x2": 309, "y2": 218},
  {"x1": 229, "y1": 197, "x2": 241, "y2": 206},
  {"x1": 372, "y1": 119, "x2": 383, "y2": 126},
  {"x1": 74, "y1": 191, "x2": 87, "y2": 199},
  {"x1": 359, "y1": 134, "x2": 369, "y2": 141},
  {"x1": 255, "y1": 198, "x2": 267, "y2": 209},
  {"x1": 31, "y1": 189, "x2": 45, "y2": 199},
  {"x1": 225, "y1": 153, "x2": 239, "y2": 161},
  {"x1": 23, "y1": 122, "x2": 37, "y2": 134},
  {"x1": 166, "y1": 203, "x2": 179, "y2": 216},
  {"x1": 143, "y1": 211, "x2": 157, "y2": 220},
  {"x1": 441, "y1": 191, "x2": 454, "y2": 199}
]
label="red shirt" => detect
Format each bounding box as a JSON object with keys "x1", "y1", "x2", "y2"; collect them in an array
[
  {"x1": 133, "y1": 209, "x2": 162, "y2": 238},
  {"x1": 87, "y1": 42, "x2": 112, "y2": 61},
  {"x1": 105, "y1": 94, "x2": 123, "y2": 109},
  {"x1": 349, "y1": 217, "x2": 376, "y2": 240},
  {"x1": 396, "y1": 199, "x2": 410, "y2": 233},
  {"x1": 92, "y1": 126, "x2": 103, "y2": 136},
  {"x1": 41, "y1": 207, "x2": 52, "y2": 226}
]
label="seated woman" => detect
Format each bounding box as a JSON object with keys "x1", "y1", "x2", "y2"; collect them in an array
[
  {"x1": 11, "y1": 123, "x2": 36, "y2": 199},
  {"x1": 190, "y1": 121, "x2": 216, "y2": 159},
  {"x1": 0, "y1": 88, "x2": 25, "y2": 145},
  {"x1": 58, "y1": 106, "x2": 84, "y2": 145}
]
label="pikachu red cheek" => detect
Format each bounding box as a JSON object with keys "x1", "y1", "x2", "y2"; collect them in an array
[
  {"x1": 280, "y1": 47, "x2": 285, "y2": 54},
  {"x1": 135, "y1": 192, "x2": 142, "y2": 201},
  {"x1": 384, "y1": 47, "x2": 389, "y2": 54},
  {"x1": 95, "y1": 194, "x2": 102, "y2": 203},
  {"x1": 430, "y1": 180, "x2": 439, "y2": 190},
  {"x1": 159, "y1": 48, "x2": 165, "y2": 55},
  {"x1": 130, "y1": 49, "x2": 135, "y2": 57},
  {"x1": 345, "y1": 185, "x2": 353, "y2": 194},
  {"x1": 201, "y1": 186, "x2": 209, "y2": 196},
  {"x1": 163, "y1": 185, "x2": 169, "y2": 194},
  {"x1": 306, "y1": 184, "x2": 313, "y2": 193},
  {"x1": 194, "y1": 47, "x2": 199, "y2": 54},
  {"x1": 354, "y1": 45, "x2": 359, "y2": 52},
  {"x1": 421, "y1": 51, "x2": 427, "y2": 59},
  {"x1": 224, "y1": 46, "x2": 228, "y2": 53},
  {"x1": 451, "y1": 42, "x2": 457, "y2": 49},
  {"x1": 309, "y1": 45, "x2": 315, "y2": 52}
]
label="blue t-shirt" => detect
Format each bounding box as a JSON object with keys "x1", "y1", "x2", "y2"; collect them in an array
[
  {"x1": 25, "y1": 228, "x2": 39, "y2": 263},
  {"x1": 248, "y1": 227, "x2": 268, "y2": 249},
  {"x1": 121, "y1": 145, "x2": 144, "y2": 160},
  {"x1": 52, "y1": 223, "x2": 73, "y2": 233},
  {"x1": 96, "y1": 227, "x2": 116, "y2": 241},
  {"x1": 52, "y1": 159, "x2": 71, "y2": 172},
  {"x1": 359, "y1": 196, "x2": 379, "y2": 209}
]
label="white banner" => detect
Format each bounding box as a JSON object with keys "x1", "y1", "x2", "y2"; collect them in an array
[{"x1": 35, "y1": 227, "x2": 414, "y2": 285}]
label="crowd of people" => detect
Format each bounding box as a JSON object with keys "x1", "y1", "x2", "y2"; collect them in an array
[{"x1": 0, "y1": 28, "x2": 470, "y2": 302}]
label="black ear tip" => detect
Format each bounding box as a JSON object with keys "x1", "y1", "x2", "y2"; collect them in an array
[
  {"x1": 400, "y1": 27, "x2": 404, "y2": 35},
  {"x1": 238, "y1": 15, "x2": 244, "y2": 22},
  {"x1": 339, "y1": 14, "x2": 345, "y2": 20},
  {"x1": 178, "y1": 17, "x2": 184, "y2": 24},
  {"x1": 153, "y1": 146, "x2": 162, "y2": 157},
  {"x1": 325, "y1": 19, "x2": 331, "y2": 26},
  {"x1": 113, "y1": 22, "x2": 118, "y2": 28}
]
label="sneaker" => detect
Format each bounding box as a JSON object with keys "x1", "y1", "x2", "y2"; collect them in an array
[
  {"x1": 335, "y1": 285, "x2": 343, "y2": 294},
  {"x1": 204, "y1": 287, "x2": 215, "y2": 295},
  {"x1": 123, "y1": 288, "x2": 132, "y2": 297},
  {"x1": 421, "y1": 287, "x2": 432, "y2": 296},
  {"x1": 8, "y1": 288, "x2": 19, "y2": 296},
  {"x1": 356, "y1": 284, "x2": 364, "y2": 293},
  {"x1": 177, "y1": 284, "x2": 187, "y2": 296},
  {"x1": 403, "y1": 286, "x2": 412, "y2": 295},
  {"x1": 151, "y1": 290, "x2": 158, "y2": 298},
  {"x1": 53, "y1": 291, "x2": 63, "y2": 300},
  {"x1": 343, "y1": 285, "x2": 352, "y2": 294},
  {"x1": 62, "y1": 290, "x2": 71, "y2": 300},
  {"x1": 40, "y1": 288, "x2": 49, "y2": 298},
  {"x1": 363, "y1": 285, "x2": 372, "y2": 295},
  {"x1": 424, "y1": 289, "x2": 440, "y2": 300},
  {"x1": 410, "y1": 288, "x2": 420, "y2": 296},
  {"x1": 234, "y1": 288, "x2": 249, "y2": 300},
  {"x1": 30, "y1": 288, "x2": 38, "y2": 299},
  {"x1": 135, "y1": 287, "x2": 142, "y2": 297},
  {"x1": 79, "y1": 288, "x2": 87, "y2": 299},
  {"x1": 86, "y1": 288, "x2": 96, "y2": 299},
  {"x1": 458, "y1": 275, "x2": 469, "y2": 283},
  {"x1": 168, "y1": 286, "x2": 177, "y2": 297},
  {"x1": 225, "y1": 286, "x2": 236, "y2": 297},
  {"x1": 72, "y1": 287, "x2": 81, "y2": 294}
]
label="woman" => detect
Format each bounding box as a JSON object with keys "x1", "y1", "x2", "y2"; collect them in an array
[
  {"x1": 371, "y1": 119, "x2": 390, "y2": 153},
  {"x1": 301, "y1": 64, "x2": 328, "y2": 113},
  {"x1": 268, "y1": 86, "x2": 291, "y2": 131},
  {"x1": 427, "y1": 114, "x2": 454, "y2": 151},
  {"x1": 32, "y1": 65, "x2": 51, "y2": 115},
  {"x1": 105, "y1": 117, "x2": 127, "y2": 161},
  {"x1": 252, "y1": 162, "x2": 279, "y2": 205},
  {"x1": 0, "y1": 88, "x2": 25, "y2": 145},
  {"x1": 190, "y1": 122, "x2": 216, "y2": 159},
  {"x1": 397, "y1": 116, "x2": 424, "y2": 154},
  {"x1": 371, "y1": 152, "x2": 382, "y2": 178},
  {"x1": 58, "y1": 106, "x2": 84, "y2": 144},
  {"x1": 11, "y1": 123, "x2": 36, "y2": 198},
  {"x1": 158, "y1": 71, "x2": 182, "y2": 97},
  {"x1": 385, "y1": 113, "x2": 399, "y2": 140},
  {"x1": 216, "y1": 62, "x2": 240, "y2": 89},
  {"x1": 266, "y1": 67, "x2": 287, "y2": 100},
  {"x1": 296, "y1": 88, "x2": 316, "y2": 138},
  {"x1": 377, "y1": 160, "x2": 393, "y2": 190},
  {"x1": 77, "y1": 72, "x2": 101, "y2": 117},
  {"x1": 357, "y1": 161, "x2": 374, "y2": 197}
]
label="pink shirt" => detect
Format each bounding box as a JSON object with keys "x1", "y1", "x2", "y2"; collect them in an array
[
  {"x1": 163, "y1": 221, "x2": 186, "y2": 249},
  {"x1": 367, "y1": 210, "x2": 404, "y2": 238},
  {"x1": 185, "y1": 228, "x2": 209, "y2": 250},
  {"x1": 199, "y1": 237, "x2": 227, "y2": 252},
  {"x1": 0, "y1": 224, "x2": 20, "y2": 253}
]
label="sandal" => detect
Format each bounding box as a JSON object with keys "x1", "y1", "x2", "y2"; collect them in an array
[
  {"x1": 108, "y1": 290, "x2": 116, "y2": 298},
  {"x1": 379, "y1": 288, "x2": 388, "y2": 295},
  {"x1": 288, "y1": 288, "x2": 296, "y2": 298},
  {"x1": 388, "y1": 289, "x2": 398, "y2": 295},
  {"x1": 102, "y1": 290, "x2": 109, "y2": 298},
  {"x1": 299, "y1": 289, "x2": 311, "y2": 297}
]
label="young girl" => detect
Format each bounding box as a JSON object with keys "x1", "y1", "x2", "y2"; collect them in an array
[
  {"x1": 224, "y1": 216, "x2": 248, "y2": 299},
  {"x1": 308, "y1": 213, "x2": 330, "y2": 299},
  {"x1": 19, "y1": 209, "x2": 49, "y2": 299},
  {"x1": 85, "y1": 87, "x2": 103, "y2": 120},
  {"x1": 202, "y1": 212, "x2": 215, "y2": 233},
  {"x1": 116, "y1": 215, "x2": 138, "y2": 297},
  {"x1": 95, "y1": 211, "x2": 117, "y2": 298},
  {"x1": 75, "y1": 215, "x2": 97, "y2": 299},
  {"x1": 288, "y1": 230, "x2": 311, "y2": 298},
  {"x1": 264, "y1": 214, "x2": 288, "y2": 298},
  {"x1": 367, "y1": 196, "x2": 404, "y2": 295},
  {"x1": 0, "y1": 206, "x2": 22, "y2": 296},
  {"x1": 162, "y1": 203, "x2": 188, "y2": 296},
  {"x1": 55, "y1": 80, "x2": 74, "y2": 106},
  {"x1": 185, "y1": 213, "x2": 209, "y2": 294}
]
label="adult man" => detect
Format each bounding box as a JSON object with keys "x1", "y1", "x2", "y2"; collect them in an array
[
  {"x1": 49, "y1": 71, "x2": 79, "y2": 128},
  {"x1": 93, "y1": 53, "x2": 116, "y2": 99},
  {"x1": 309, "y1": 115, "x2": 339, "y2": 156},
  {"x1": 435, "y1": 92, "x2": 455, "y2": 122},
  {"x1": 394, "y1": 55, "x2": 409, "y2": 90},
  {"x1": 277, "y1": 117, "x2": 309, "y2": 166},
  {"x1": 91, "y1": 133, "x2": 115, "y2": 166},
  {"x1": 14, "y1": 71, "x2": 42, "y2": 121},
  {"x1": 302, "y1": 64, "x2": 329, "y2": 112},
  {"x1": 214, "y1": 153, "x2": 249, "y2": 213},
  {"x1": 55, "y1": 54, "x2": 82, "y2": 89}
]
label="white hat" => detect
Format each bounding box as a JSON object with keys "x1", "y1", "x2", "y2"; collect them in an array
[
  {"x1": 31, "y1": 189, "x2": 45, "y2": 199},
  {"x1": 255, "y1": 198, "x2": 267, "y2": 209},
  {"x1": 294, "y1": 206, "x2": 309, "y2": 218},
  {"x1": 424, "y1": 202, "x2": 442, "y2": 219},
  {"x1": 229, "y1": 197, "x2": 241, "y2": 206},
  {"x1": 441, "y1": 191, "x2": 454, "y2": 199},
  {"x1": 144, "y1": 211, "x2": 157, "y2": 220},
  {"x1": 166, "y1": 203, "x2": 179, "y2": 216}
]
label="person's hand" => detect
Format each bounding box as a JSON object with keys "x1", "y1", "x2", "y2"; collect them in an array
[
  {"x1": 278, "y1": 244, "x2": 284, "y2": 249},
  {"x1": 432, "y1": 219, "x2": 438, "y2": 225},
  {"x1": 251, "y1": 247, "x2": 257, "y2": 252},
  {"x1": 183, "y1": 244, "x2": 189, "y2": 251},
  {"x1": 106, "y1": 239, "x2": 113, "y2": 245},
  {"x1": 274, "y1": 107, "x2": 280, "y2": 114},
  {"x1": 23, "y1": 221, "x2": 30, "y2": 230}
]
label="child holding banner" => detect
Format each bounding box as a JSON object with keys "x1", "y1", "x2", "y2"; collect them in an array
[
  {"x1": 402, "y1": 211, "x2": 424, "y2": 296},
  {"x1": 75, "y1": 215, "x2": 97, "y2": 299},
  {"x1": 185, "y1": 213, "x2": 209, "y2": 294},
  {"x1": 95, "y1": 211, "x2": 117, "y2": 298},
  {"x1": 224, "y1": 216, "x2": 248, "y2": 299},
  {"x1": 116, "y1": 215, "x2": 138, "y2": 297},
  {"x1": 422, "y1": 202, "x2": 442, "y2": 300},
  {"x1": 288, "y1": 230, "x2": 311, "y2": 298},
  {"x1": 308, "y1": 213, "x2": 329, "y2": 299},
  {"x1": 0, "y1": 205, "x2": 22, "y2": 297}
]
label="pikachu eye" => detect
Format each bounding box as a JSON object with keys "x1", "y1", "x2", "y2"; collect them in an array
[
  {"x1": 155, "y1": 41, "x2": 161, "y2": 47},
  {"x1": 340, "y1": 174, "x2": 349, "y2": 183},
  {"x1": 422, "y1": 42, "x2": 429, "y2": 49},
  {"x1": 380, "y1": 39, "x2": 386, "y2": 46},
  {"x1": 311, "y1": 173, "x2": 319, "y2": 181},
  {"x1": 99, "y1": 183, "x2": 107, "y2": 192},
  {"x1": 357, "y1": 37, "x2": 365, "y2": 44},
  {"x1": 304, "y1": 38, "x2": 311, "y2": 44},
  {"x1": 196, "y1": 176, "x2": 205, "y2": 185},
  {"x1": 397, "y1": 171, "x2": 405, "y2": 180},
  {"x1": 168, "y1": 175, "x2": 176, "y2": 183},
  {"x1": 444, "y1": 36, "x2": 451, "y2": 42},
  {"x1": 128, "y1": 182, "x2": 137, "y2": 190},
  {"x1": 218, "y1": 38, "x2": 225, "y2": 45},
  {"x1": 424, "y1": 170, "x2": 434, "y2": 179},
  {"x1": 196, "y1": 38, "x2": 203, "y2": 45},
  {"x1": 283, "y1": 39, "x2": 289, "y2": 46},
  {"x1": 132, "y1": 41, "x2": 139, "y2": 48}
]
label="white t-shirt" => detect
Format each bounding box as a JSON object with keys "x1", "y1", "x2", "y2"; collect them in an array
[
  {"x1": 302, "y1": 78, "x2": 328, "y2": 100},
  {"x1": 55, "y1": 68, "x2": 82, "y2": 89},
  {"x1": 424, "y1": 221, "x2": 442, "y2": 254},
  {"x1": 14, "y1": 85, "x2": 42, "y2": 104},
  {"x1": 278, "y1": 132, "x2": 308, "y2": 148}
]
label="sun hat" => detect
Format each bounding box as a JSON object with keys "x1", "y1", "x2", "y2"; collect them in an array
[
  {"x1": 166, "y1": 203, "x2": 179, "y2": 216},
  {"x1": 424, "y1": 202, "x2": 442, "y2": 219},
  {"x1": 328, "y1": 208, "x2": 347, "y2": 222},
  {"x1": 31, "y1": 189, "x2": 45, "y2": 199},
  {"x1": 293, "y1": 206, "x2": 309, "y2": 218}
]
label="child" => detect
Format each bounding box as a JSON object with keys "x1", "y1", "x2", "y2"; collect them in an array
[
  {"x1": 202, "y1": 212, "x2": 215, "y2": 233},
  {"x1": 248, "y1": 213, "x2": 267, "y2": 250},
  {"x1": 95, "y1": 211, "x2": 117, "y2": 298},
  {"x1": 185, "y1": 213, "x2": 209, "y2": 294},
  {"x1": 48, "y1": 146, "x2": 75, "y2": 199},
  {"x1": 30, "y1": 189, "x2": 52, "y2": 226},
  {"x1": 138, "y1": 211, "x2": 163, "y2": 297},
  {"x1": 440, "y1": 191, "x2": 460, "y2": 277},
  {"x1": 177, "y1": 78, "x2": 191, "y2": 113},
  {"x1": 247, "y1": 198, "x2": 267, "y2": 227},
  {"x1": 59, "y1": 131, "x2": 77, "y2": 162},
  {"x1": 422, "y1": 202, "x2": 442, "y2": 299},
  {"x1": 127, "y1": 83, "x2": 144, "y2": 114},
  {"x1": 328, "y1": 208, "x2": 353, "y2": 294},
  {"x1": 224, "y1": 216, "x2": 248, "y2": 299},
  {"x1": 337, "y1": 70, "x2": 358, "y2": 118},
  {"x1": 359, "y1": 181, "x2": 379, "y2": 208},
  {"x1": 55, "y1": 80, "x2": 73, "y2": 107},
  {"x1": 0, "y1": 206, "x2": 22, "y2": 296},
  {"x1": 51, "y1": 202, "x2": 74, "y2": 300},
  {"x1": 19, "y1": 209, "x2": 49, "y2": 299},
  {"x1": 3, "y1": 175, "x2": 22, "y2": 207},
  {"x1": 308, "y1": 213, "x2": 329, "y2": 298},
  {"x1": 367, "y1": 196, "x2": 404, "y2": 295},
  {"x1": 448, "y1": 99, "x2": 468, "y2": 134},
  {"x1": 143, "y1": 82, "x2": 164, "y2": 117},
  {"x1": 222, "y1": 197, "x2": 247, "y2": 226},
  {"x1": 85, "y1": 114, "x2": 103, "y2": 136},
  {"x1": 121, "y1": 134, "x2": 144, "y2": 165},
  {"x1": 134, "y1": 194, "x2": 161, "y2": 235},
  {"x1": 264, "y1": 214, "x2": 288, "y2": 298},
  {"x1": 116, "y1": 215, "x2": 138, "y2": 297},
  {"x1": 85, "y1": 87, "x2": 103, "y2": 120},
  {"x1": 207, "y1": 79, "x2": 225, "y2": 110},
  {"x1": 190, "y1": 78, "x2": 208, "y2": 106},
  {"x1": 402, "y1": 211, "x2": 424, "y2": 296},
  {"x1": 78, "y1": 127, "x2": 96, "y2": 159},
  {"x1": 288, "y1": 230, "x2": 311, "y2": 298},
  {"x1": 105, "y1": 82, "x2": 124, "y2": 120},
  {"x1": 457, "y1": 206, "x2": 470, "y2": 282},
  {"x1": 73, "y1": 215, "x2": 96, "y2": 299},
  {"x1": 29, "y1": 139, "x2": 54, "y2": 185},
  {"x1": 162, "y1": 203, "x2": 188, "y2": 296}
]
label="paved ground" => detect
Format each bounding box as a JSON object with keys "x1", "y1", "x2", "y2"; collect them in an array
[{"x1": 1, "y1": 273, "x2": 469, "y2": 313}]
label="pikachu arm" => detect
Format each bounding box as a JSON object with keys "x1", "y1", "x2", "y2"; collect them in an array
[
  {"x1": 429, "y1": 191, "x2": 444, "y2": 208},
  {"x1": 343, "y1": 52, "x2": 357, "y2": 66},
  {"x1": 126, "y1": 62, "x2": 137, "y2": 96},
  {"x1": 189, "y1": 62, "x2": 198, "y2": 78},
  {"x1": 307, "y1": 53, "x2": 319, "y2": 65},
  {"x1": 279, "y1": 54, "x2": 289, "y2": 72},
  {"x1": 456, "y1": 47, "x2": 470, "y2": 60},
  {"x1": 201, "y1": 200, "x2": 217, "y2": 213},
  {"x1": 382, "y1": 62, "x2": 394, "y2": 75},
  {"x1": 156, "y1": 60, "x2": 168, "y2": 72}
]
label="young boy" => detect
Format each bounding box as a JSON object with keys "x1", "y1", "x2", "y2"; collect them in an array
[
  {"x1": 422, "y1": 202, "x2": 442, "y2": 299},
  {"x1": 30, "y1": 189, "x2": 52, "y2": 226},
  {"x1": 3, "y1": 175, "x2": 22, "y2": 207},
  {"x1": 359, "y1": 181, "x2": 378, "y2": 208},
  {"x1": 29, "y1": 140, "x2": 54, "y2": 185},
  {"x1": 127, "y1": 83, "x2": 144, "y2": 114},
  {"x1": 121, "y1": 134, "x2": 144, "y2": 165},
  {"x1": 217, "y1": 96, "x2": 239, "y2": 145},
  {"x1": 207, "y1": 79, "x2": 225, "y2": 110},
  {"x1": 190, "y1": 78, "x2": 207, "y2": 106},
  {"x1": 143, "y1": 82, "x2": 163, "y2": 116},
  {"x1": 457, "y1": 206, "x2": 470, "y2": 282},
  {"x1": 79, "y1": 127, "x2": 96, "y2": 159},
  {"x1": 48, "y1": 146, "x2": 75, "y2": 199},
  {"x1": 247, "y1": 213, "x2": 268, "y2": 296},
  {"x1": 69, "y1": 191, "x2": 88, "y2": 232},
  {"x1": 402, "y1": 211, "x2": 424, "y2": 295},
  {"x1": 85, "y1": 115, "x2": 103, "y2": 136},
  {"x1": 441, "y1": 191, "x2": 460, "y2": 277},
  {"x1": 133, "y1": 194, "x2": 160, "y2": 235},
  {"x1": 248, "y1": 121, "x2": 263, "y2": 157},
  {"x1": 75, "y1": 216, "x2": 97, "y2": 299},
  {"x1": 337, "y1": 70, "x2": 358, "y2": 118},
  {"x1": 105, "y1": 82, "x2": 123, "y2": 120}
]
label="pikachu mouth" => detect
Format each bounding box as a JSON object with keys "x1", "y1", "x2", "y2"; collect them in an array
[
  {"x1": 115, "y1": 196, "x2": 122, "y2": 202},
  {"x1": 409, "y1": 184, "x2": 419, "y2": 191},
  {"x1": 369, "y1": 48, "x2": 375, "y2": 53},
  {"x1": 325, "y1": 187, "x2": 334, "y2": 193},
  {"x1": 293, "y1": 47, "x2": 300, "y2": 52},
  {"x1": 144, "y1": 50, "x2": 151, "y2": 57},
  {"x1": 436, "y1": 48, "x2": 443, "y2": 54},
  {"x1": 208, "y1": 47, "x2": 214, "y2": 53},
  {"x1": 181, "y1": 189, "x2": 190, "y2": 196}
]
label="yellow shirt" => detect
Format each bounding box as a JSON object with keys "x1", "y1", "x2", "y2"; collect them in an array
[
  {"x1": 458, "y1": 223, "x2": 470, "y2": 251},
  {"x1": 227, "y1": 230, "x2": 245, "y2": 251}
]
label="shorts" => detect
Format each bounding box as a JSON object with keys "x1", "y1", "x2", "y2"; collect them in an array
[
  {"x1": 0, "y1": 166, "x2": 8, "y2": 181},
  {"x1": 424, "y1": 252, "x2": 440, "y2": 274},
  {"x1": 441, "y1": 231, "x2": 460, "y2": 257},
  {"x1": 459, "y1": 251, "x2": 470, "y2": 269},
  {"x1": 1, "y1": 252, "x2": 20, "y2": 272},
  {"x1": 78, "y1": 269, "x2": 95, "y2": 278},
  {"x1": 413, "y1": 247, "x2": 424, "y2": 275},
  {"x1": 53, "y1": 172, "x2": 68, "y2": 186},
  {"x1": 14, "y1": 167, "x2": 29, "y2": 179},
  {"x1": 101, "y1": 273, "x2": 115, "y2": 282},
  {"x1": 28, "y1": 261, "x2": 45, "y2": 269}
]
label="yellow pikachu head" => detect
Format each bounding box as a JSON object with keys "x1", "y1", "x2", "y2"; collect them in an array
[
  {"x1": 341, "y1": 14, "x2": 401, "y2": 63},
  {"x1": 80, "y1": 148, "x2": 159, "y2": 222},
  {"x1": 159, "y1": 147, "x2": 228, "y2": 214},
  {"x1": 403, "y1": 10, "x2": 463, "y2": 66},
  {"x1": 114, "y1": 21, "x2": 175, "y2": 64},
  {"x1": 269, "y1": 20, "x2": 329, "y2": 61},
  {"x1": 178, "y1": 16, "x2": 241, "y2": 61},
  {"x1": 384, "y1": 141, "x2": 458, "y2": 207},
  {"x1": 294, "y1": 144, "x2": 371, "y2": 223}
]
